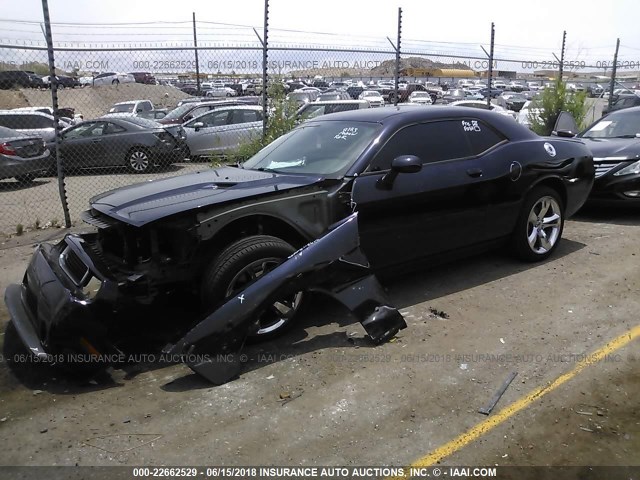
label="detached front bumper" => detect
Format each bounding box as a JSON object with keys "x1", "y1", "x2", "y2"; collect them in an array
[{"x1": 4, "y1": 236, "x2": 117, "y2": 358}]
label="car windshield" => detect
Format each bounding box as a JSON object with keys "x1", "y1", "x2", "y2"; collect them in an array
[
  {"x1": 163, "y1": 103, "x2": 197, "y2": 120},
  {"x1": 243, "y1": 121, "x2": 380, "y2": 177},
  {"x1": 109, "y1": 104, "x2": 135, "y2": 113},
  {"x1": 581, "y1": 110, "x2": 640, "y2": 139},
  {"x1": 118, "y1": 117, "x2": 160, "y2": 128}
]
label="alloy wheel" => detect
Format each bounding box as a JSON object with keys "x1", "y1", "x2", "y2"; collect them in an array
[
  {"x1": 526, "y1": 196, "x2": 562, "y2": 254},
  {"x1": 225, "y1": 257, "x2": 303, "y2": 335},
  {"x1": 128, "y1": 150, "x2": 150, "y2": 172}
]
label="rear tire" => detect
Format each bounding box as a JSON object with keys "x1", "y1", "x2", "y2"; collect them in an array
[
  {"x1": 511, "y1": 186, "x2": 564, "y2": 262},
  {"x1": 200, "y1": 235, "x2": 303, "y2": 340},
  {"x1": 126, "y1": 148, "x2": 151, "y2": 173},
  {"x1": 112, "y1": 79, "x2": 119, "y2": 85}
]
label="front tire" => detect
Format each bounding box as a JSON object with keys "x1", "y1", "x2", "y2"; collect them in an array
[
  {"x1": 511, "y1": 186, "x2": 564, "y2": 262},
  {"x1": 112, "y1": 79, "x2": 119, "y2": 85},
  {"x1": 201, "y1": 235, "x2": 303, "y2": 339}
]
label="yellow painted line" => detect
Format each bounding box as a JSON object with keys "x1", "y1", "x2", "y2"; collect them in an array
[{"x1": 388, "y1": 324, "x2": 640, "y2": 478}]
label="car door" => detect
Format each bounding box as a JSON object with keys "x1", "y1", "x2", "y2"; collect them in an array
[
  {"x1": 351, "y1": 119, "x2": 506, "y2": 270},
  {"x1": 59, "y1": 122, "x2": 107, "y2": 169},
  {"x1": 184, "y1": 109, "x2": 232, "y2": 155},
  {"x1": 227, "y1": 109, "x2": 262, "y2": 151},
  {"x1": 100, "y1": 121, "x2": 129, "y2": 167}
]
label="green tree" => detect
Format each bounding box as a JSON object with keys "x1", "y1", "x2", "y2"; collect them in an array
[
  {"x1": 529, "y1": 80, "x2": 589, "y2": 135},
  {"x1": 220, "y1": 81, "x2": 298, "y2": 164}
]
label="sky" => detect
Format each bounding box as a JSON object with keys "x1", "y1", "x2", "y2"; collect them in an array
[{"x1": 0, "y1": 0, "x2": 638, "y2": 74}]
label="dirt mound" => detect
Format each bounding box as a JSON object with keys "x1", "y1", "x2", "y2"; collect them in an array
[
  {"x1": 0, "y1": 83, "x2": 190, "y2": 120},
  {"x1": 0, "y1": 90, "x2": 32, "y2": 110}
]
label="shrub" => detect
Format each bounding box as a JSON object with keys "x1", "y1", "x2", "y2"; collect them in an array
[{"x1": 529, "y1": 80, "x2": 589, "y2": 136}]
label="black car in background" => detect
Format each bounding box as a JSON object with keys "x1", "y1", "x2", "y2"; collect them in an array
[
  {"x1": 0, "y1": 71, "x2": 33, "y2": 89},
  {"x1": 53, "y1": 116, "x2": 187, "y2": 173},
  {"x1": 579, "y1": 106, "x2": 640, "y2": 201},
  {"x1": 0, "y1": 126, "x2": 52, "y2": 183},
  {"x1": 602, "y1": 94, "x2": 640, "y2": 116},
  {"x1": 4, "y1": 106, "x2": 594, "y2": 381}
]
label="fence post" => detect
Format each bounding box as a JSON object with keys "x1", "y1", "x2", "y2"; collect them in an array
[
  {"x1": 558, "y1": 30, "x2": 566, "y2": 82},
  {"x1": 262, "y1": 0, "x2": 269, "y2": 141},
  {"x1": 394, "y1": 8, "x2": 402, "y2": 106},
  {"x1": 192, "y1": 12, "x2": 201, "y2": 94},
  {"x1": 487, "y1": 22, "x2": 494, "y2": 107},
  {"x1": 608, "y1": 38, "x2": 620, "y2": 111},
  {"x1": 41, "y1": 0, "x2": 71, "y2": 228}
]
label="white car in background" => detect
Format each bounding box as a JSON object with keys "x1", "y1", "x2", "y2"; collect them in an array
[
  {"x1": 104, "y1": 100, "x2": 155, "y2": 117},
  {"x1": 92, "y1": 72, "x2": 136, "y2": 86},
  {"x1": 517, "y1": 100, "x2": 542, "y2": 129},
  {"x1": 205, "y1": 86, "x2": 238, "y2": 98},
  {"x1": 78, "y1": 76, "x2": 94, "y2": 86},
  {"x1": 449, "y1": 100, "x2": 517, "y2": 120},
  {"x1": 358, "y1": 90, "x2": 384, "y2": 107},
  {"x1": 407, "y1": 91, "x2": 433, "y2": 105}
]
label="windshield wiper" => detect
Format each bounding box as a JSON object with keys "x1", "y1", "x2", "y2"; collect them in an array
[
  {"x1": 609, "y1": 134, "x2": 639, "y2": 138},
  {"x1": 251, "y1": 167, "x2": 279, "y2": 173}
]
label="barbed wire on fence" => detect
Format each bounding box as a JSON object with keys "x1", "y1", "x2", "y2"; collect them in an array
[{"x1": 0, "y1": 5, "x2": 636, "y2": 237}]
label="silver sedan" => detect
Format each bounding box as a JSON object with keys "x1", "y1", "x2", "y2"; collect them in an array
[{"x1": 183, "y1": 106, "x2": 263, "y2": 157}]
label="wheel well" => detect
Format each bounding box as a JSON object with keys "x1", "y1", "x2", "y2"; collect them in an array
[
  {"x1": 196, "y1": 215, "x2": 310, "y2": 273},
  {"x1": 533, "y1": 177, "x2": 567, "y2": 210},
  {"x1": 126, "y1": 146, "x2": 150, "y2": 157}
]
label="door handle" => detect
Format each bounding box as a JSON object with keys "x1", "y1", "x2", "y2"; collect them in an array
[
  {"x1": 466, "y1": 168, "x2": 483, "y2": 178},
  {"x1": 91, "y1": 139, "x2": 102, "y2": 143}
]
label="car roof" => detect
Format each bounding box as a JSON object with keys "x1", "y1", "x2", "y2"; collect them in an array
[
  {"x1": 0, "y1": 110, "x2": 53, "y2": 118},
  {"x1": 305, "y1": 105, "x2": 535, "y2": 138}
]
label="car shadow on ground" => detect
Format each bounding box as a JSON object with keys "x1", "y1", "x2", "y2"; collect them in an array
[
  {"x1": 0, "y1": 179, "x2": 51, "y2": 192},
  {"x1": 2, "y1": 239, "x2": 586, "y2": 394},
  {"x1": 161, "y1": 238, "x2": 586, "y2": 392}
]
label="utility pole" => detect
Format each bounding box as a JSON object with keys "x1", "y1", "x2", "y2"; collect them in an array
[{"x1": 558, "y1": 30, "x2": 566, "y2": 82}]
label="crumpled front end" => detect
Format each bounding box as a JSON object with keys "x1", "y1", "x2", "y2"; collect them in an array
[
  {"x1": 166, "y1": 213, "x2": 407, "y2": 384},
  {"x1": 4, "y1": 234, "x2": 118, "y2": 361}
]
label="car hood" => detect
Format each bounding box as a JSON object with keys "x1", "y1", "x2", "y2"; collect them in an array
[
  {"x1": 580, "y1": 137, "x2": 640, "y2": 159},
  {"x1": 89, "y1": 167, "x2": 324, "y2": 227}
]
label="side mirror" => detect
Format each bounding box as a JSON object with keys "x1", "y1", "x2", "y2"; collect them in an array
[
  {"x1": 184, "y1": 115, "x2": 192, "y2": 121},
  {"x1": 136, "y1": 108, "x2": 143, "y2": 113},
  {"x1": 193, "y1": 122, "x2": 204, "y2": 131},
  {"x1": 553, "y1": 129, "x2": 576, "y2": 138},
  {"x1": 378, "y1": 155, "x2": 422, "y2": 189}
]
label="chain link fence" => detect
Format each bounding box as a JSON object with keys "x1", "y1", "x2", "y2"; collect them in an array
[{"x1": 0, "y1": 6, "x2": 637, "y2": 237}]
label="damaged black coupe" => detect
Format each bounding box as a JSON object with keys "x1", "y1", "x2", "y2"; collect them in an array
[{"x1": 5, "y1": 106, "x2": 595, "y2": 384}]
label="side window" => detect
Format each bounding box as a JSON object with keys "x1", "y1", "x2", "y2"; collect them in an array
[
  {"x1": 104, "y1": 122, "x2": 126, "y2": 134},
  {"x1": 369, "y1": 121, "x2": 473, "y2": 171},
  {"x1": 463, "y1": 119, "x2": 507, "y2": 155},
  {"x1": 63, "y1": 122, "x2": 97, "y2": 139},
  {"x1": 88, "y1": 122, "x2": 107, "y2": 136},
  {"x1": 24, "y1": 115, "x2": 54, "y2": 129},
  {"x1": 231, "y1": 110, "x2": 259, "y2": 124},
  {"x1": 190, "y1": 107, "x2": 209, "y2": 118},
  {"x1": 0, "y1": 115, "x2": 18, "y2": 129},
  {"x1": 141, "y1": 102, "x2": 152, "y2": 111},
  {"x1": 198, "y1": 110, "x2": 230, "y2": 127}
]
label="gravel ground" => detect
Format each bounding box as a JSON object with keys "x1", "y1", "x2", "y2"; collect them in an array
[{"x1": 0, "y1": 204, "x2": 638, "y2": 471}]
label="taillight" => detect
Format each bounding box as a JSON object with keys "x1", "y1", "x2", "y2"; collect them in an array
[{"x1": 0, "y1": 142, "x2": 17, "y2": 155}]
